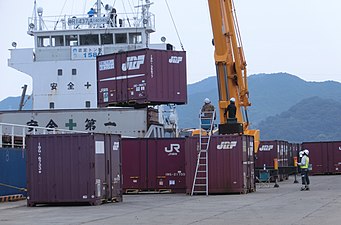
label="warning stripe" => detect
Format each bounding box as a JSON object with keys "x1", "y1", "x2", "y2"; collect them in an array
[{"x1": 0, "y1": 194, "x2": 25, "y2": 202}]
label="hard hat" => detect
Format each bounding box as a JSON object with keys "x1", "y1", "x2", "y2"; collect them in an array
[
  {"x1": 204, "y1": 98, "x2": 211, "y2": 104},
  {"x1": 230, "y1": 97, "x2": 235, "y2": 102},
  {"x1": 303, "y1": 149, "x2": 309, "y2": 155}
]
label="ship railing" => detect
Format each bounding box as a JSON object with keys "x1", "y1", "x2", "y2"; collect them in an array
[
  {"x1": 27, "y1": 12, "x2": 155, "y2": 32},
  {"x1": 0, "y1": 122, "x2": 87, "y2": 149}
]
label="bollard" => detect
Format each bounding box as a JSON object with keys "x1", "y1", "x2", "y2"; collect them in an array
[
  {"x1": 273, "y1": 158, "x2": 279, "y2": 188},
  {"x1": 293, "y1": 156, "x2": 299, "y2": 183}
]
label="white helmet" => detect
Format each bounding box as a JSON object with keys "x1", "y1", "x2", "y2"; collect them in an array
[
  {"x1": 204, "y1": 98, "x2": 211, "y2": 104},
  {"x1": 303, "y1": 149, "x2": 309, "y2": 155},
  {"x1": 230, "y1": 97, "x2": 235, "y2": 102}
]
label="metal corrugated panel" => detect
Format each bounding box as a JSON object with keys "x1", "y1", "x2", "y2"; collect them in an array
[
  {"x1": 121, "y1": 138, "x2": 186, "y2": 193},
  {"x1": 97, "y1": 49, "x2": 187, "y2": 107},
  {"x1": 26, "y1": 133, "x2": 122, "y2": 206},
  {"x1": 256, "y1": 140, "x2": 279, "y2": 168},
  {"x1": 0, "y1": 148, "x2": 26, "y2": 197},
  {"x1": 186, "y1": 135, "x2": 254, "y2": 194},
  {"x1": 302, "y1": 142, "x2": 328, "y2": 175},
  {"x1": 302, "y1": 141, "x2": 341, "y2": 175},
  {"x1": 329, "y1": 142, "x2": 341, "y2": 173},
  {"x1": 148, "y1": 138, "x2": 186, "y2": 193},
  {"x1": 121, "y1": 139, "x2": 148, "y2": 191}
]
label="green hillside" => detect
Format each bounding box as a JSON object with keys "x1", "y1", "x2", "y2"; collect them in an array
[{"x1": 258, "y1": 96, "x2": 341, "y2": 142}]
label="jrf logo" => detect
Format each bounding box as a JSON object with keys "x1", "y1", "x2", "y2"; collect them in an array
[
  {"x1": 217, "y1": 141, "x2": 237, "y2": 150},
  {"x1": 165, "y1": 144, "x2": 180, "y2": 156},
  {"x1": 169, "y1": 56, "x2": 183, "y2": 64},
  {"x1": 259, "y1": 145, "x2": 273, "y2": 151},
  {"x1": 122, "y1": 55, "x2": 145, "y2": 71}
]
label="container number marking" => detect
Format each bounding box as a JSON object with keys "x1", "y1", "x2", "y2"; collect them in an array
[{"x1": 37, "y1": 142, "x2": 42, "y2": 174}]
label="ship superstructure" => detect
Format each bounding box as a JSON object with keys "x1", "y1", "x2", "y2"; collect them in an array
[
  {"x1": 3, "y1": 0, "x2": 181, "y2": 138},
  {"x1": 8, "y1": 0, "x2": 171, "y2": 110}
]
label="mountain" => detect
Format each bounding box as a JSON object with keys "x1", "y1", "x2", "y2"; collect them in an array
[
  {"x1": 177, "y1": 72, "x2": 341, "y2": 129},
  {"x1": 258, "y1": 96, "x2": 341, "y2": 142},
  {"x1": 0, "y1": 96, "x2": 32, "y2": 110}
]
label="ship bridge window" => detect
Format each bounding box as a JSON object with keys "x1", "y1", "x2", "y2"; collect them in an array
[
  {"x1": 101, "y1": 34, "x2": 113, "y2": 45},
  {"x1": 115, "y1": 33, "x2": 127, "y2": 44},
  {"x1": 129, "y1": 32, "x2": 142, "y2": 44},
  {"x1": 37, "y1": 36, "x2": 50, "y2": 47},
  {"x1": 51, "y1": 36, "x2": 64, "y2": 46},
  {"x1": 66, "y1": 35, "x2": 78, "y2": 46},
  {"x1": 80, "y1": 34, "x2": 99, "y2": 46}
]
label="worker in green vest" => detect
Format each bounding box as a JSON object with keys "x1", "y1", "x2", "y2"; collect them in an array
[{"x1": 297, "y1": 149, "x2": 310, "y2": 191}]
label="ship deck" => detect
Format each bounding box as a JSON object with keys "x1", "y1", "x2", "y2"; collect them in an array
[{"x1": 0, "y1": 175, "x2": 340, "y2": 225}]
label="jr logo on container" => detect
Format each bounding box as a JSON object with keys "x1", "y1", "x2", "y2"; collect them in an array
[
  {"x1": 122, "y1": 55, "x2": 145, "y2": 71},
  {"x1": 259, "y1": 145, "x2": 274, "y2": 151},
  {"x1": 165, "y1": 144, "x2": 180, "y2": 156},
  {"x1": 217, "y1": 141, "x2": 237, "y2": 150}
]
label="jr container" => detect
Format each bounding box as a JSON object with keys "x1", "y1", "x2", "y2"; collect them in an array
[
  {"x1": 97, "y1": 48, "x2": 187, "y2": 107},
  {"x1": 122, "y1": 138, "x2": 186, "y2": 193},
  {"x1": 26, "y1": 133, "x2": 122, "y2": 206},
  {"x1": 186, "y1": 135, "x2": 254, "y2": 194},
  {"x1": 302, "y1": 141, "x2": 341, "y2": 175}
]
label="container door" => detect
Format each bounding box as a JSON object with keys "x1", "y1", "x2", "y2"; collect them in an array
[
  {"x1": 121, "y1": 139, "x2": 148, "y2": 191},
  {"x1": 94, "y1": 135, "x2": 107, "y2": 201},
  {"x1": 329, "y1": 142, "x2": 341, "y2": 174},
  {"x1": 185, "y1": 137, "x2": 200, "y2": 194},
  {"x1": 106, "y1": 134, "x2": 122, "y2": 201}
]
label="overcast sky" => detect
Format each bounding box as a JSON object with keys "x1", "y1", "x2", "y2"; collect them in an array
[{"x1": 1, "y1": 0, "x2": 341, "y2": 101}]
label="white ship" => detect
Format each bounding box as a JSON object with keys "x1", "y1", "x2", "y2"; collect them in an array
[{"x1": 1, "y1": 0, "x2": 180, "y2": 144}]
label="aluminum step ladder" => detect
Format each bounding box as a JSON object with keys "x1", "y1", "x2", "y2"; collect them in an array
[{"x1": 191, "y1": 110, "x2": 215, "y2": 195}]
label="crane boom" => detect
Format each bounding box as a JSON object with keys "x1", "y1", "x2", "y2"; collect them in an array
[{"x1": 208, "y1": 0, "x2": 260, "y2": 151}]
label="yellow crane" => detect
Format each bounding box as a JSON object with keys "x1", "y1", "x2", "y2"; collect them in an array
[{"x1": 208, "y1": 0, "x2": 260, "y2": 151}]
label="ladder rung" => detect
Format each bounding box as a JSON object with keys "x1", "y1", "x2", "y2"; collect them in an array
[
  {"x1": 199, "y1": 157, "x2": 206, "y2": 159},
  {"x1": 197, "y1": 170, "x2": 206, "y2": 173},
  {"x1": 199, "y1": 164, "x2": 206, "y2": 166},
  {"x1": 193, "y1": 191, "x2": 207, "y2": 193},
  {"x1": 195, "y1": 177, "x2": 207, "y2": 180},
  {"x1": 194, "y1": 184, "x2": 207, "y2": 187}
]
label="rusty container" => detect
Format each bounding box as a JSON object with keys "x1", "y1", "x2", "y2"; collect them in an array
[
  {"x1": 186, "y1": 135, "x2": 254, "y2": 194},
  {"x1": 122, "y1": 138, "x2": 186, "y2": 193},
  {"x1": 97, "y1": 49, "x2": 187, "y2": 107},
  {"x1": 26, "y1": 133, "x2": 122, "y2": 206}
]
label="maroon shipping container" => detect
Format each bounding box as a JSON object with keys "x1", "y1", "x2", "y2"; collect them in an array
[
  {"x1": 186, "y1": 135, "x2": 255, "y2": 194},
  {"x1": 288, "y1": 143, "x2": 301, "y2": 167},
  {"x1": 122, "y1": 138, "x2": 186, "y2": 193},
  {"x1": 256, "y1": 140, "x2": 289, "y2": 169},
  {"x1": 302, "y1": 141, "x2": 341, "y2": 175},
  {"x1": 97, "y1": 49, "x2": 187, "y2": 107},
  {"x1": 26, "y1": 133, "x2": 122, "y2": 206}
]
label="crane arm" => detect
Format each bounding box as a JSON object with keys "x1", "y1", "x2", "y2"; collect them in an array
[{"x1": 208, "y1": 0, "x2": 259, "y2": 151}]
